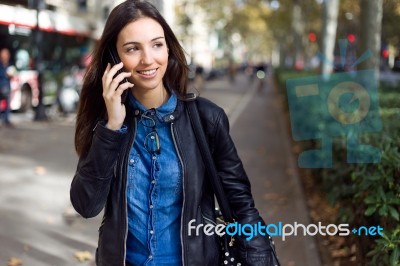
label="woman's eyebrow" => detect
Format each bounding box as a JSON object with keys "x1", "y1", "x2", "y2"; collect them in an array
[{"x1": 122, "y1": 37, "x2": 165, "y2": 47}]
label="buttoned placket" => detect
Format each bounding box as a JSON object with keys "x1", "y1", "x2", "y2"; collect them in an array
[
  {"x1": 147, "y1": 151, "x2": 160, "y2": 262},
  {"x1": 142, "y1": 109, "x2": 158, "y2": 263},
  {"x1": 126, "y1": 93, "x2": 182, "y2": 265}
]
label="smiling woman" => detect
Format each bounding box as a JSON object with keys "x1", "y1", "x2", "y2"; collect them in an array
[
  {"x1": 116, "y1": 17, "x2": 169, "y2": 109},
  {"x1": 70, "y1": 1, "x2": 280, "y2": 266}
]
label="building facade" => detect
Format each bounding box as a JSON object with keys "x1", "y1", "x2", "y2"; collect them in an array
[{"x1": 0, "y1": 0, "x2": 216, "y2": 76}]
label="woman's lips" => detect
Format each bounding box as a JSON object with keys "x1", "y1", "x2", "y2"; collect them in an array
[{"x1": 135, "y1": 68, "x2": 158, "y2": 78}]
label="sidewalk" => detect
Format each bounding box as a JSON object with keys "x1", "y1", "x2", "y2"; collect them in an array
[
  {"x1": 0, "y1": 73, "x2": 322, "y2": 266},
  {"x1": 202, "y1": 73, "x2": 322, "y2": 266}
]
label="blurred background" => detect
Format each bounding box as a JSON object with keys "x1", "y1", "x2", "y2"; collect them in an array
[
  {"x1": 0, "y1": 0, "x2": 399, "y2": 117},
  {"x1": 0, "y1": 0, "x2": 399, "y2": 266}
]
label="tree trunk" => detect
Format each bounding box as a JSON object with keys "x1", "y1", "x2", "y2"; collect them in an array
[
  {"x1": 320, "y1": 0, "x2": 339, "y2": 79},
  {"x1": 291, "y1": 0, "x2": 306, "y2": 69},
  {"x1": 359, "y1": 0, "x2": 383, "y2": 81}
]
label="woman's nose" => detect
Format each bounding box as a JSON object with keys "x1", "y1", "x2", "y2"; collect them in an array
[{"x1": 141, "y1": 49, "x2": 154, "y2": 65}]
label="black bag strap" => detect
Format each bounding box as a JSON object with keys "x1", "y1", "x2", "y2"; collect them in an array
[
  {"x1": 186, "y1": 97, "x2": 282, "y2": 265},
  {"x1": 186, "y1": 97, "x2": 235, "y2": 223}
]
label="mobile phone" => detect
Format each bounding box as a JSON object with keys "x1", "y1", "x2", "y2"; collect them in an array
[{"x1": 108, "y1": 46, "x2": 129, "y2": 103}]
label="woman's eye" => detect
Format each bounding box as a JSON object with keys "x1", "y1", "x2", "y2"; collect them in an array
[
  {"x1": 154, "y1": 43, "x2": 163, "y2": 48},
  {"x1": 126, "y1": 47, "x2": 139, "y2": 52}
]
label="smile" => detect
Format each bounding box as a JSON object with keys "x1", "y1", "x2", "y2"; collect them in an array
[{"x1": 137, "y1": 68, "x2": 158, "y2": 76}]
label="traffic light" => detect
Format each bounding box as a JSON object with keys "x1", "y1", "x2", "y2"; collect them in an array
[
  {"x1": 347, "y1": 34, "x2": 356, "y2": 43},
  {"x1": 381, "y1": 49, "x2": 389, "y2": 58},
  {"x1": 308, "y1": 32, "x2": 317, "y2": 42}
]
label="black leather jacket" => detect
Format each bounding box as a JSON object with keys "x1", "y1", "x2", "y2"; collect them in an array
[{"x1": 70, "y1": 97, "x2": 278, "y2": 266}]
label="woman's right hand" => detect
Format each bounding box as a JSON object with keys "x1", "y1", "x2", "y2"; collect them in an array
[{"x1": 102, "y1": 62, "x2": 134, "y2": 130}]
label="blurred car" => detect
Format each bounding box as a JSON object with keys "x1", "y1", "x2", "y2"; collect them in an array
[
  {"x1": 392, "y1": 56, "x2": 400, "y2": 72},
  {"x1": 57, "y1": 66, "x2": 82, "y2": 113},
  {"x1": 205, "y1": 68, "x2": 226, "y2": 80}
]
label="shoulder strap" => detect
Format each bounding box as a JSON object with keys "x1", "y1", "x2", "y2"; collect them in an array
[{"x1": 186, "y1": 99, "x2": 235, "y2": 223}]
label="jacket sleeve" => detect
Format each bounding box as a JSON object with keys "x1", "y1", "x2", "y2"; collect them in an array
[
  {"x1": 70, "y1": 121, "x2": 127, "y2": 218},
  {"x1": 211, "y1": 109, "x2": 280, "y2": 266},
  {"x1": 210, "y1": 108, "x2": 258, "y2": 221}
]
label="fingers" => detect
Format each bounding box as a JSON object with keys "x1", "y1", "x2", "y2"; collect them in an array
[
  {"x1": 102, "y1": 62, "x2": 122, "y2": 82},
  {"x1": 102, "y1": 62, "x2": 134, "y2": 98},
  {"x1": 114, "y1": 80, "x2": 134, "y2": 96},
  {"x1": 103, "y1": 62, "x2": 129, "y2": 86}
]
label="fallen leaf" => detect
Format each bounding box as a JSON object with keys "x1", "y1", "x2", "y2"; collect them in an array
[
  {"x1": 331, "y1": 248, "x2": 350, "y2": 258},
  {"x1": 7, "y1": 257, "x2": 22, "y2": 266},
  {"x1": 74, "y1": 251, "x2": 93, "y2": 262},
  {"x1": 46, "y1": 216, "x2": 55, "y2": 224},
  {"x1": 287, "y1": 261, "x2": 295, "y2": 266},
  {"x1": 34, "y1": 166, "x2": 46, "y2": 175}
]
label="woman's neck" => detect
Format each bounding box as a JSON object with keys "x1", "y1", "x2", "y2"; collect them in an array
[{"x1": 132, "y1": 86, "x2": 169, "y2": 109}]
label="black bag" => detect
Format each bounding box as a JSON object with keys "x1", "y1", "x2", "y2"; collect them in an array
[
  {"x1": 186, "y1": 96, "x2": 281, "y2": 266},
  {"x1": 215, "y1": 209, "x2": 243, "y2": 265}
]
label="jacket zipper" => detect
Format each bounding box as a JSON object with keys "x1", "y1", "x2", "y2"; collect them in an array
[
  {"x1": 202, "y1": 215, "x2": 217, "y2": 226},
  {"x1": 123, "y1": 117, "x2": 138, "y2": 266},
  {"x1": 171, "y1": 122, "x2": 186, "y2": 266}
]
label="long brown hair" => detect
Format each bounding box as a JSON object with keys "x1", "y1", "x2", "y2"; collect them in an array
[{"x1": 75, "y1": 0, "x2": 189, "y2": 156}]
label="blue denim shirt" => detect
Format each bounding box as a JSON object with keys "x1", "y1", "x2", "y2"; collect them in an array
[
  {"x1": 125, "y1": 92, "x2": 183, "y2": 266},
  {"x1": 0, "y1": 63, "x2": 10, "y2": 88}
]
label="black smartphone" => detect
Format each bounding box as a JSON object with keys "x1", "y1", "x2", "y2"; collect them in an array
[{"x1": 108, "y1": 46, "x2": 129, "y2": 103}]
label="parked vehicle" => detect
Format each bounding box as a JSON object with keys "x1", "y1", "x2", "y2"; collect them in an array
[
  {"x1": 393, "y1": 56, "x2": 400, "y2": 72},
  {"x1": 57, "y1": 66, "x2": 83, "y2": 113},
  {"x1": 9, "y1": 69, "x2": 39, "y2": 112},
  {"x1": 8, "y1": 68, "x2": 60, "y2": 113}
]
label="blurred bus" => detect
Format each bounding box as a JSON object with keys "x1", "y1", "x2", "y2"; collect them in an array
[{"x1": 0, "y1": 3, "x2": 92, "y2": 112}]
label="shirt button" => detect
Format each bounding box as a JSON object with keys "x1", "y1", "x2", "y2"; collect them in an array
[
  {"x1": 129, "y1": 159, "x2": 134, "y2": 164},
  {"x1": 151, "y1": 180, "x2": 156, "y2": 184},
  {"x1": 152, "y1": 156, "x2": 156, "y2": 160},
  {"x1": 169, "y1": 114, "x2": 174, "y2": 120},
  {"x1": 150, "y1": 205, "x2": 154, "y2": 209},
  {"x1": 150, "y1": 230, "x2": 154, "y2": 234},
  {"x1": 149, "y1": 255, "x2": 153, "y2": 260}
]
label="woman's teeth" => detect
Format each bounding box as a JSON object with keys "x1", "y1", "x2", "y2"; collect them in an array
[{"x1": 138, "y1": 69, "x2": 156, "y2": 76}]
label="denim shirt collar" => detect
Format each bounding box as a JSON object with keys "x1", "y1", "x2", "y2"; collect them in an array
[{"x1": 128, "y1": 91, "x2": 178, "y2": 123}]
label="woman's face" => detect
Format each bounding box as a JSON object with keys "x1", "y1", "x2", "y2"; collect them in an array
[
  {"x1": 116, "y1": 17, "x2": 169, "y2": 93},
  {"x1": 0, "y1": 49, "x2": 10, "y2": 65}
]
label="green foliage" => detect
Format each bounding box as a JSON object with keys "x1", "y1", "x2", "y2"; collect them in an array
[
  {"x1": 192, "y1": 0, "x2": 272, "y2": 59},
  {"x1": 382, "y1": 0, "x2": 400, "y2": 47},
  {"x1": 379, "y1": 93, "x2": 400, "y2": 109},
  {"x1": 367, "y1": 227, "x2": 400, "y2": 266},
  {"x1": 275, "y1": 69, "x2": 400, "y2": 264}
]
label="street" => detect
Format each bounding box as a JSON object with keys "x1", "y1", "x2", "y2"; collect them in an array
[
  {"x1": 1, "y1": 0, "x2": 399, "y2": 265},
  {"x1": 0, "y1": 72, "x2": 322, "y2": 266}
]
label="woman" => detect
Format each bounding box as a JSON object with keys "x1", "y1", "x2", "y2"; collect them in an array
[
  {"x1": 0, "y1": 47, "x2": 13, "y2": 127},
  {"x1": 70, "y1": 1, "x2": 278, "y2": 265}
]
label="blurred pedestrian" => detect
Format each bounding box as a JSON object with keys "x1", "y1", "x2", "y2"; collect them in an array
[
  {"x1": 193, "y1": 64, "x2": 205, "y2": 93},
  {"x1": 245, "y1": 60, "x2": 256, "y2": 84},
  {"x1": 228, "y1": 57, "x2": 236, "y2": 83},
  {"x1": 70, "y1": 1, "x2": 279, "y2": 266},
  {"x1": 0, "y1": 47, "x2": 14, "y2": 128},
  {"x1": 255, "y1": 61, "x2": 267, "y2": 92}
]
